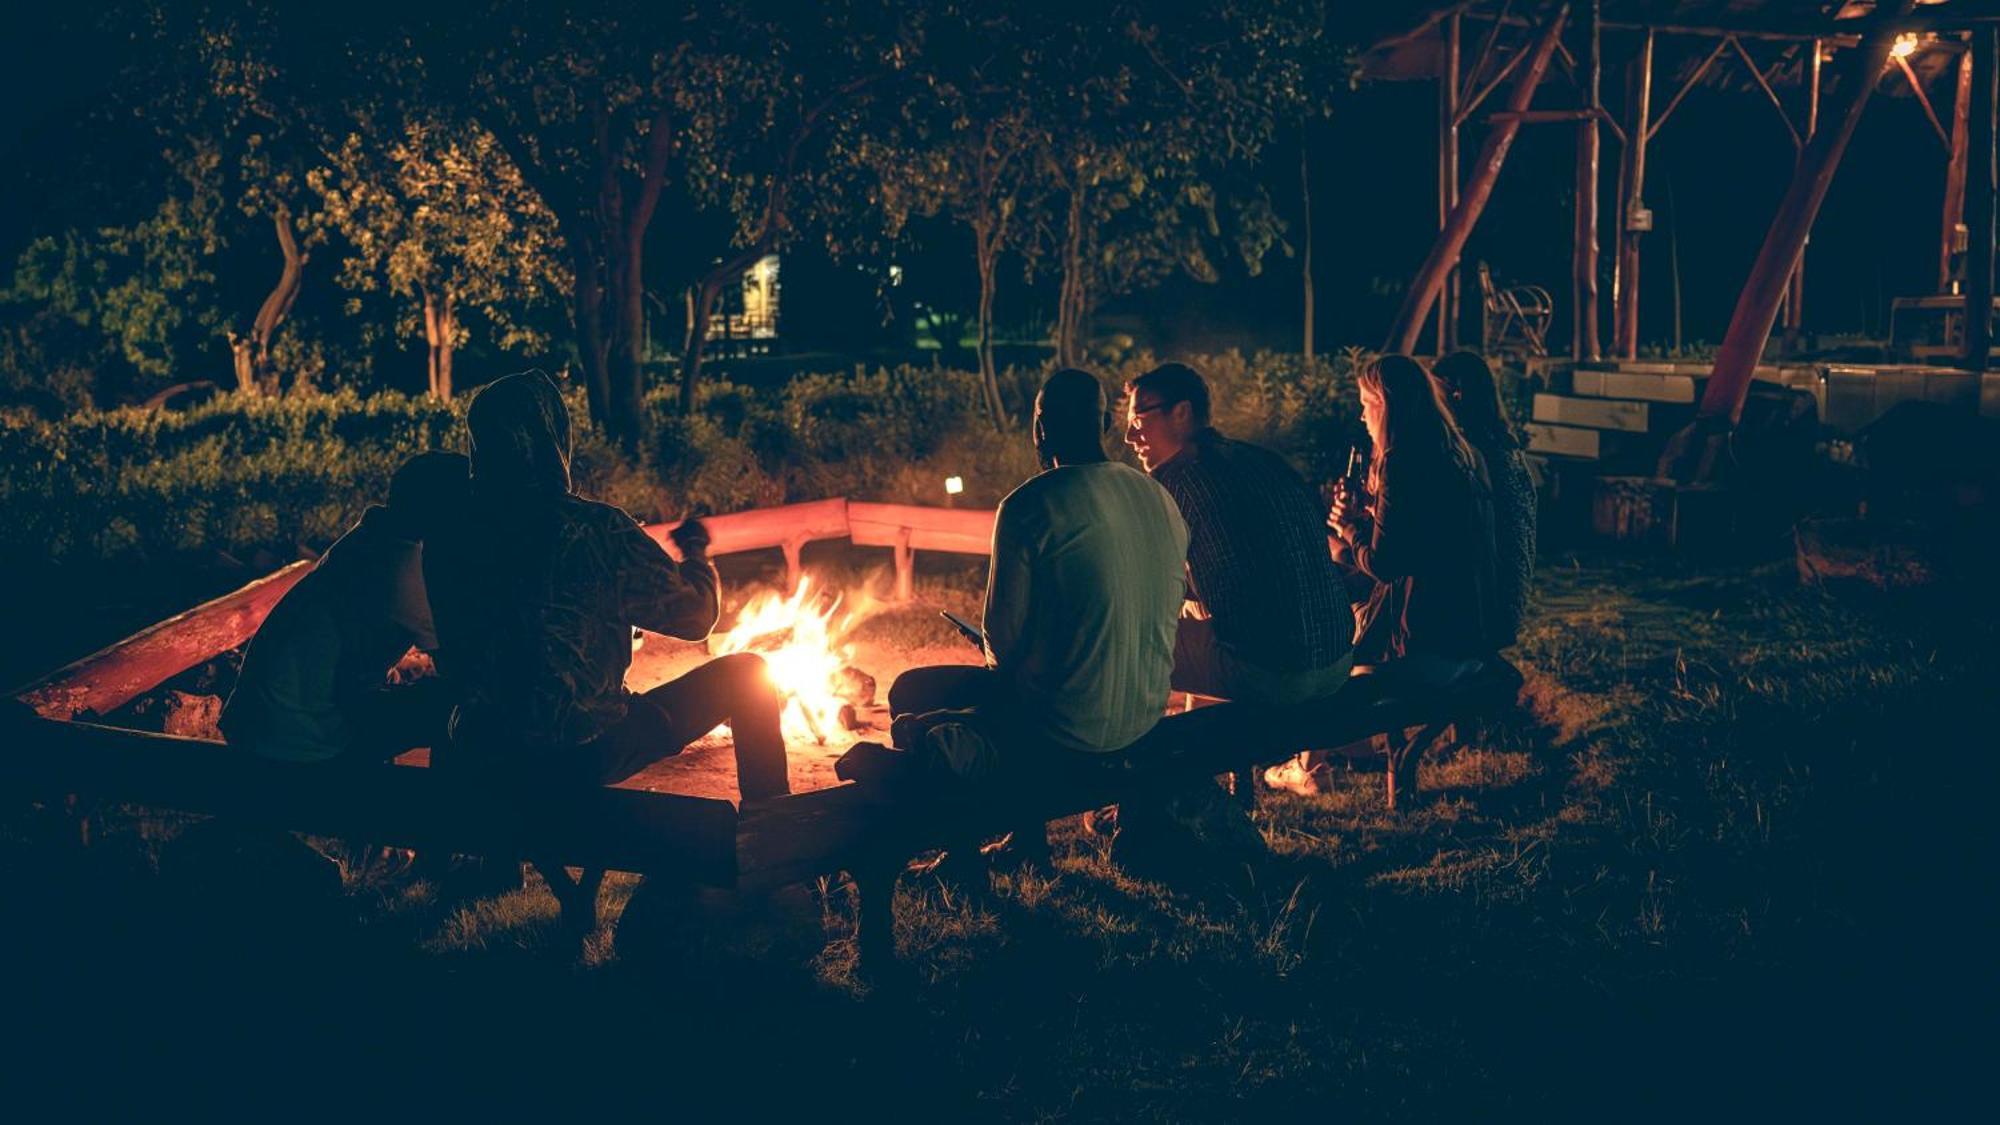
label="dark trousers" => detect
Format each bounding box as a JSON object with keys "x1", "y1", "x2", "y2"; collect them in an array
[
  {"x1": 343, "y1": 677, "x2": 457, "y2": 765},
  {"x1": 589, "y1": 652, "x2": 791, "y2": 800}
]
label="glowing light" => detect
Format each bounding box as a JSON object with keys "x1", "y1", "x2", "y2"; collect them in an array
[
  {"x1": 711, "y1": 577, "x2": 877, "y2": 744},
  {"x1": 944, "y1": 476, "x2": 965, "y2": 496},
  {"x1": 1891, "y1": 33, "x2": 1919, "y2": 60}
]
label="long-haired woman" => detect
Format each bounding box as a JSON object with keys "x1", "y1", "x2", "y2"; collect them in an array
[
  {"x1": 1432, "y1": 350, "x2": 1535, "y2": 647},
  {"x1": 1328, "y1": 353, "x2": 1503, "y2": 683}
]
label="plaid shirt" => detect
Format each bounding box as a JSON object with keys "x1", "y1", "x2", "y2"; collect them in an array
[{"x1": 1150, "y1": 428, "x2": 1353, "y2": 673}]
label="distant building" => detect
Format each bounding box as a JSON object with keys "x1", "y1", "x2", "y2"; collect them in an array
[{"x1": 706, "y1": 254, "x2": 780, "y2": 354}]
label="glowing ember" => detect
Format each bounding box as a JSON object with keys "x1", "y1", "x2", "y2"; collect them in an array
[{"x1": 711, "y1": 576, "x2": 877, "y2": 744}]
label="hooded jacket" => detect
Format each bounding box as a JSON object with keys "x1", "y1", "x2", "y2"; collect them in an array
[{"x1": 423, "y1": 371, "x2": 720, "y2": 755}]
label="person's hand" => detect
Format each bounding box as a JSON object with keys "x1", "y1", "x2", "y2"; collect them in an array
[
  {"x1": 1327, "y1": 487, "x2": 1364, "y2": 543},
  {"x1": 669, "y1": 517, "x2": 712, "y2": 558}
]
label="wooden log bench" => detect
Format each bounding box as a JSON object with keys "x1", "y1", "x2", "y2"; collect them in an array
[
  {"x1": 3, "y1": 659, "x2": 1519, "y2": 971},
  {"x1": 740, "y1": 659, "x2": 1526, "y2": 976}
]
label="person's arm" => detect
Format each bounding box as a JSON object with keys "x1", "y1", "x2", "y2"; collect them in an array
[
  {"x1": 1349, "y1": 459, "x2": 1428, "y2": 583},
  {"x1": 606, "y1": 513, "x2": 722, "y2": 641},
  {"x1": 981, "y1": 499, "x2": 1032, "y2": 671}
]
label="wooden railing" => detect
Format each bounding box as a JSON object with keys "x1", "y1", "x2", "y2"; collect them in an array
[{"x1": 15, "y1": 499, "x2": 997, "y2": 721}]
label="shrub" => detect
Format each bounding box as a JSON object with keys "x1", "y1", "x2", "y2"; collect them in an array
[{"x1": 5, "y1": 351, "x2": 1364, "y2": 566}]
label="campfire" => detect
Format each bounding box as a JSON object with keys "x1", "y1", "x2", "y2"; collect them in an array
[{"x1": 711, "y1": 576, "x2": 879, "y2": 744}]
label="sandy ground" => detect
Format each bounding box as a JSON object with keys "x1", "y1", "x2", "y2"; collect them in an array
[{"x1": 617, "y1": 632, "x2": 978, "y2": 803}]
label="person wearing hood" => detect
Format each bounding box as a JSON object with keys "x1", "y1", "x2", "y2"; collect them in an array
[
  {"x1": 422, "y1": 370, "x2": 789, "y2": 801},
  {"x1": 221, "y1": 451, "x2": 469, "y2": 764}
]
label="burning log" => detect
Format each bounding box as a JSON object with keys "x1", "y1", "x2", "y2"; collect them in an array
[{"x1": 834, "y1": 666, "x2": 876, "y2": 707}]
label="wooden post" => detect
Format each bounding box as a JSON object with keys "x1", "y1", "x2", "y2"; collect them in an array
[
  {"x1": 1615, "y1": 29, "x2": 1653, "y2": 359},
  {"x1": 1572, "y1": 1, "x2": 1603, "y2": 361},
  {"x1": 1785, "y1": 38, "x2": 1823, "y2": 343},
  {"x1": 1963, "y1": 27, "x2": 1996, "y2": 371},
  {"x1": 1390, "y1": 4, "x2": 1570, "y2": 356},
  {"x1": 893, "y1": 527, "x2": 915, "y2": 603},
  {"x1": 1660, "y1": 4, "x2": 1914, "y2": 480},
  {"x1": 1438, "y1": 12, "x2": 1462, "y2": 353},
  {"x1": 1942, "y1": 44, "x2": 1974, "y2": 293}
]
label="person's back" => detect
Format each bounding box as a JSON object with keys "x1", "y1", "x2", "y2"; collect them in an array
[
  {"x1": 1432, "y1": 350, "x2": 1534, "y2": 647},
  {"x1": 425, "y1": 370, "x2": 788, "y2": 799},
  {"x1": 985, "y1": 460, "x2": 1187, "y2": 752},
  {"x1": 221, "y1": 452, "x2": 467, "y2": 763}
]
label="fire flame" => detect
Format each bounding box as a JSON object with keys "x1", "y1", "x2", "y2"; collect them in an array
[{"x1": 711, "y1": 576, "x2": 875, "y2": 743}]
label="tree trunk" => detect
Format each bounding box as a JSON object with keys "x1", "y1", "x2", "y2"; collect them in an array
[
  {"x1": 423, "y1": 288, "x2": 456, "y2": 401},
  {"x1": 1301, "y1": 135, "x2": 1315, "y2": 364},
  {"x1": 680, "y1": 278, "x2": 724, "y2": 414},
  {"x1": 572, "y1": 238, "x2": 612, "y2": 427},
  {"x1": 1057, "y1": 179, "x2": 1088, "y2": 367},
  {"x1": 423, "y1": 288, "x2": 441, "y2": 398},
  {"x1": 974, "y1": 221, "x2": 1006, "y2": 429},
  {"x1": 247, "y1": 206, "x2": 306, "y2": 396}
]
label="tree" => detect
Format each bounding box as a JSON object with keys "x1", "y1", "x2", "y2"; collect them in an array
[
  {"x1": 858, "y1": 6, "x2": 1041, "y2": 428},
  {"x1": 311, "y1": 120, "x2": 567, "y2": 399}
]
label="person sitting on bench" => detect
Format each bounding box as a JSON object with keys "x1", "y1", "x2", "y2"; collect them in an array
[
  {"x1": 1328, "y1": 354, "x2": 1505, "y2": 686},
  {"x1": 220, "y1": 451, "x2": 469, "y2": 765},
  {"x1": 1122, "y1": 361, "x2": 1355, "y2": 706},
  {"x1": 877, "y1": 368, "x2": 1187, "y2": 865},
  {"x1": 1432, "y1": 350, "x2": 1535, "y2": 648},
  {"x1": 422, "y1": 370, "x2": 790, "y2": 802}
]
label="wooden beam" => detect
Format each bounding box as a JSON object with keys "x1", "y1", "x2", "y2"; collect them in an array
[
  {"x1": 1648, "y1": 37, "x2": 1733, "y2": 142},
  {"x1": 1440, "y1": 11, "x2": 1463, "y2": 352},
  {"x1": 1963, "y1": 26, "x2": 1996, "y2": 371},
  {"x1": 1898, "y1": 53, "x2": 1956, "y2": 152},
  {"x1": 1729, "y1": 37, "x2": 1803, "y2": 148},
  {"x1": 1616, "y1": 29, "x2": 1654, "y2": 358},
  {"x1": 1391, "y1": 5, "x2": 1571, "y2": 357},
  {"x1": 1458, "y1": 42, "x2": 1530, "y2": 125},
  {"x1": 1944, "y1": 44, "x2": 1975, "y2": 292},
  {"x1": 1574, "y1": 0, "x2": 1603, "y2": 361},
  {"x1": 1461, "y1": 0, "x2": 1513, "y2": 105},
  {"x1": 1662, "y1": 2, "x2": 1918, "y2": 479},
  {"x1": 12, "y1": 562, "x2": 311, "y2": 721}
]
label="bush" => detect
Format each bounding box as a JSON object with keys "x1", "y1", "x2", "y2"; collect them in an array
[{"x1": 4, "y1": 351, "x2": 1366, "y2": 566}]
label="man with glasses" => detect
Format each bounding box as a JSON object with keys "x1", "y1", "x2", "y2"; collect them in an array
[{"x1": 1124, "y1": 362, "x2": 1355, "y2": 708}]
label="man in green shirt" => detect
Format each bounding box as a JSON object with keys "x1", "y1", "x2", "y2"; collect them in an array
[{"x1": 875, "y1": 368, "x2": 1187, "y2": 861}]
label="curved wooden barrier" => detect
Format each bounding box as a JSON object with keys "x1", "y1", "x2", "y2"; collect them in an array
[{"x1": 13, "y1": 499, "x2": 998, "y2": 721}]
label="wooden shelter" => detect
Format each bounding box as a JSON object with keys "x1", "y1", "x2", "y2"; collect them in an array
[{"x1": 1360, "y1": 1, "x2": 1999, "y2": 477}]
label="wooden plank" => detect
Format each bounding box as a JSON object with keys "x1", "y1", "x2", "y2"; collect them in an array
[
  {"x1": 848, "y1": 502, "x2": 997, "y2": 556},
  {"x1": 12, "y1": 561, "x2": 312, "y2": 721},
  {"x1": 0, "y1": 714, "x2": 739, "y2": 883},
  {"x1": 1571, "y1": 369, "x2": 1695, "y2": 403},
  {"x1": 1524, "y1": 423, "x2": 1602, "y2": 459},
  {"x1": 646, "y1": 497, "x2": 850, "y2": 558},
  {"x1": 1533, "y1": 392, "x2": 1649, "y2": 431}
]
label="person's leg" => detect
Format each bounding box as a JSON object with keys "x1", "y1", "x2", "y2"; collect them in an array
[
  {"x1": 886, "y1": 664, "x2": 998, "y2": 718},
  {"x1": 635, "y1": 652, "x2": 791, "y2": 800},
  {"x1": 344, "y1": 678, "x2": 456, "y2": 765}
]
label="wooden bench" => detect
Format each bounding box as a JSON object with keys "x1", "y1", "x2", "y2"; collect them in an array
[
  {"x1": 739, "y1": 659, "x2": 1526, "y2": 975},
  {"x1": 6, "y1": 660, "x2": 1520, "y2": 973}
]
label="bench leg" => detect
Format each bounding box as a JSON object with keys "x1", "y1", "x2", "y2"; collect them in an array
[
  {"x1": 533, "y1": 860, "x2": 604, "y2": 944},
  {"x1": 1384, "y1": 721, "x2": 1453, "y2": 811},
  {"x1": 851, "y1": 855, "x2": 900, "y2": 980}
]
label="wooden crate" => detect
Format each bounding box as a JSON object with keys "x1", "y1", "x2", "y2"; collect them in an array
[
  {"x1": 1533, "y1": 393, "x2": 1650, "y2": 432},
  {"x1": 1571, "y1": 369, "x2": 1696, "y2": 403}
]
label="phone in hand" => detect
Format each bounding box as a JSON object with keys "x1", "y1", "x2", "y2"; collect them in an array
[{"x1": 940, "y1": 610, "x2": 986, "y2": 649}]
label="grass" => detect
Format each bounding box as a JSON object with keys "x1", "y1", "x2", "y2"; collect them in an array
[{"x1": 3, "y1": 550, "x2": 1993, "y2": 1118}]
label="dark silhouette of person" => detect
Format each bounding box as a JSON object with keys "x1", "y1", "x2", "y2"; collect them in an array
[
  {"x1": 221, "y1": 451, "x2": 469, "y2": 765},
  {"x1": 1431, "y1": 350, "x2": 1535, "y2": 647},
  {"x1": 1123, "y1": 361, "x2": 1355, "y2": 705},
  {"x1": 870, "y1": 368, "x2": 1186, "y2": 866},
  {"x1": 1328, "y1": 354, "x2": 1505, "y2": 685},
  {"x1": 423, "y1": 370, "x2": 789, "y2": 801}
]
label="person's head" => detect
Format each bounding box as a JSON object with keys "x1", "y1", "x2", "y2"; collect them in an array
[
  {"x1": 384, "y1": 451, "x2": 470, "y2": 539},
  {"x1": 1033, "y1": 367, "x2": 1112, "y2": 469},
  {"x1": 1355, "y1": 354, "x2": 1476, "y2": 491},
  {"x1": 466, "y1": 369, "x2": 573, "y2": 497},
  {"x1": 1431, "y1": 350, "x2": 1517, "y2": 450},
  {"x1": 1123, "y1": 362, "x2": 1210, "y2": 470}
]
